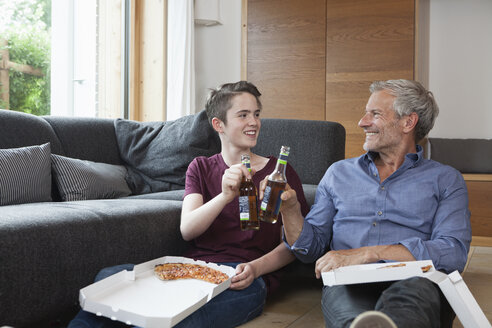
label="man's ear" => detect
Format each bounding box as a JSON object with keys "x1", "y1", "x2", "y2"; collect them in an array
[
  {"x1": 211, "y1": 117, "x2": 224, "y2": 133},
  {"x1": 403, "y1": 112, "x2": 419, "y2": 133}
]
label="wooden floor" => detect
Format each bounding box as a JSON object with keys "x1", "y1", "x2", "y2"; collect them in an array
[{"x1": 240, "y1": 246, "x2": 492, "y2": 328}]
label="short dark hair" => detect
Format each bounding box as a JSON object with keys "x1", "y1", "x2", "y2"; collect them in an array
[
  {"x1": 370, "y1": 79, "x2": 439, "y2": 142},
  {"x1": 205, "y1": 81, "x2": 262, "y2": 126}
]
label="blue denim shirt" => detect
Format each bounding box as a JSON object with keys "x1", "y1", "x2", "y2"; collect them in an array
[{"x1": 287, "y1": 145, "x2": 471, "y2": 273}]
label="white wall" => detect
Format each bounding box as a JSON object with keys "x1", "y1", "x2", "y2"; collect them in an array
[
  {"x1": 194, "y1": 0, "x2": 242, "y2": 111},
  {"x1": 428, "y1": 0, "x2": 492, "y2": 139}
]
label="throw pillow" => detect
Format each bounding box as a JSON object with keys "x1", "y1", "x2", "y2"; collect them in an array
[
  {"x1": 0, "y1": 143, "x2": 52, "y2": 206},
  {"x1": 114, "y1": 109, "x2": 221, "y2": 194},
  {"x1": 51, "y1": 154, "x2": 132, "y2": 201}
]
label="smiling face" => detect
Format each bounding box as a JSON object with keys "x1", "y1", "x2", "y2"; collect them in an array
[
  {"x1": 215, "y1": 92, "x2": 261, "y2": 151},
  {"x1": 358, "y1": 90, "x2": 405, "y2": 153}
]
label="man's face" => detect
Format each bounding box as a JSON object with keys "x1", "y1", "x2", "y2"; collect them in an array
[
  {"x1": 220, "y1": 92, "x2": 261, "y2": 150},
  {"x1": 358, "y1": 90, "x2": 404, "y2": 153}
]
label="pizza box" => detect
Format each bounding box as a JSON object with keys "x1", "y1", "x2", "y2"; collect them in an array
[
  {"x1": 79, "y1": 256, "x2": 236, "y2": 328},
  {"x1": 321, "y1": 260, "x2": 435, "y2": 286},
  {"x1": 426, "y1": 270, "x2": 492, "y2": 328},
  {"x1": 321, "y1": 260, "x2": 491, "y2": 328}
]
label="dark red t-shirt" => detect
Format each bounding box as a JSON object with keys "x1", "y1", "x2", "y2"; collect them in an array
[{"x1": 183, "y1": 153, "x2": 309, "y2": 294}]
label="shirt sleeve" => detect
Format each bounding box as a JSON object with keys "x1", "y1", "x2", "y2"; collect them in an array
[
  {"x1": 399, "y1": 168, "x2": 471, "y2": 273},
  {"x1": 184, "y1": 158, "x2": 203, "y2": 197},
  {"x1": 284, "y1": 168, "x2": 337, "y2": 263}
]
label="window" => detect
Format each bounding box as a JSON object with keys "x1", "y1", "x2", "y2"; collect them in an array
[
  {"x1": 0, "y1": 0, "x2": 51, "y2": 115},
  {"x1": 1, "y1": 0, "x2": 127, "y2": 118}
]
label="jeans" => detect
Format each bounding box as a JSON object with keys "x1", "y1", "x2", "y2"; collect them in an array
[
  {"x1": 68, "y1": 262, "x2": 267, "y2": 328},
  {"x1": 321, "y1": 277, "x2": 454, "y2": 328}
]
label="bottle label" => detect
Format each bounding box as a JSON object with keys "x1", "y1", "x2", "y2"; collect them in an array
[
  {"x1": 278, "y1": 153, "x2": 288, "y2": 165},
  {"x1": 273, "y1": 190, "x2": 284, "y2": 215},
  {"x1": 260, "y1": 185, "x2": 272, "y2": 211},
  {"x1": 239, "y1": 196, "x2": 250, "y2": 220}
]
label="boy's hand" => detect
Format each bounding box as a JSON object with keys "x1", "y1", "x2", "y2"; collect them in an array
[
  {"x1": 221, "y1": 163, "x2": 255, "y2": 203},
  {"x1": 230, "y1": 263, "x2": 257, "y2": 290}
]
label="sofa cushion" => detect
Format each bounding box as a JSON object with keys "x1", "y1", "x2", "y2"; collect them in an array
[
  {"x1": 51, "y1": 154, "x2": 132, "y2": 201},
  {"x1": 114, "y1": 110, "x2": 221, "y2": 194},
  {"x1": 0, "y1": 143, "x2": 52, "y2": 205},
  {"x1": 429, "y1": 138, "x2": 492, "y2": 173},
  {"x1": 0, "y1": 109, "x2": 63, "y2": 154},
  {"x1": 0, "y1": 199, "x2": 188, "y2": 326},
  {"x1": 123, "y1": 189, "x2": 185, "y2": 201},
  {"x1": 253, "y1": 119, "x2": 346, "y2": 185}
]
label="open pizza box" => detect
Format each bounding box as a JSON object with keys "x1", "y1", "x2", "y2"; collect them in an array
[
  {"x1": 321, "y1": 260, "x2": 491, "y2": 328},
  {"x1": 79, "y1": 256, "x2": 236, "y2": 328}
]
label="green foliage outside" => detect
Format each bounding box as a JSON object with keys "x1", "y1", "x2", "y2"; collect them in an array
[{"x1": 0, "y1": 0, "x2": 51, "y2": 115}]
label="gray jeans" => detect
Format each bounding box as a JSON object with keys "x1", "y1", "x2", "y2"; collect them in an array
[{"x1": 321, "y1": 276, "x2": 454, "y2": 328}]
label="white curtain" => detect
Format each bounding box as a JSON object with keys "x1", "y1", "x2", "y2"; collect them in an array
[{"x1": 167, "y1": 0, "x2": 196, "y2": 121}]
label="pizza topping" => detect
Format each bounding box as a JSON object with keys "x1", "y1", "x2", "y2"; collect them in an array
[
  {"x1": 154, "y1": 263, "x2": 230, "y2": 284},
  {"x1": 378, "y1": 263, "x2": 433, "y2": 273}
]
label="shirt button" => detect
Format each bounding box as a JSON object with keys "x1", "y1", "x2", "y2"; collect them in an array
[
  {"x1": 373, "y1": 222, "x2": 377, "y2": 227},
  {"x1": 373, "y1": 173, "x2": 377, "y2": 177},
  {"x1": 377, "y1": 211, "x2": 383, "y2": 216},
  {"x1": 381, "y1": 186, "x2": 385, "y2": 190}
]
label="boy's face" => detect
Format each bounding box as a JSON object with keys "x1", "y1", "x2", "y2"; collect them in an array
[{"x1": 219, "y1": 93, "x2": 261, "y2": 150}]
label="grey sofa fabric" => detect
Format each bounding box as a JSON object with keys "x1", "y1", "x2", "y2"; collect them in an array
[
  {"x1": 429, "y1": 138, "x2": 492, "y2": 173},
  {"x1": 123, "y1": 189, "x2": 186, "y2": 201},
  {"x1": 0, "y1": 199, "x2": 187, "y2": 327},
  {"x1": 43, "y1": 116, "x2": 124, "y2": 165},
  {"x1": 254, "y1": 118, "x2": 346, "y2": 185},
  {"x1": 114, "y1": 110, "x2": 221, "y2": 194},
  {"x1": 0, "y1": 109, "x2": 345, "y2": 327},
  {"x1": 0, "y1": 109, "x2": 63, "y2": 154}
]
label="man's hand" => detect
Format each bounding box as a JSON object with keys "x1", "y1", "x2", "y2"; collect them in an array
[
  {"x1": 314, "y1": 245, "x2": 416, "y2": 279},
  {"x1": 258, "y1": 177, "x2": 299, "y2": 213},
  {"x1": 314, "y1": 248, "x2": 376, "y2": 279},
  {"x1": 230, "y1": 263, "x2": 257, "y2": 290},
  {"x1": 259, "y1": 177, "x2": 304, "y2": 245}
]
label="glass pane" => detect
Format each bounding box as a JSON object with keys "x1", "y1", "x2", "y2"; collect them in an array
[
  {"x1": 0, "y1": 0, "x2": 51, "y2": 115},
  {"x1": 1, "y1": 0, "x2": 124, "y2": 118},
  {"x1": 52, "y1": 0, "x2": 123, "y2": 118}
]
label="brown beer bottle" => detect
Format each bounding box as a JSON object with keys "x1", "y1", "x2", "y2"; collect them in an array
[
  {"x1": 259, "y1": 146, "x2": 290, "y2": 224},
  {"x1": 239, "y1": 154, "x2": 260, "y2": 231}
]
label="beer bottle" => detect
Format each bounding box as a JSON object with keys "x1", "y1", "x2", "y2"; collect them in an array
[
  {"x1": 259, "y1": 146, "x2": 290, "y2": 224},
  {"x1": 239, "y1": 154, "x2": 260, "y2": 231}
]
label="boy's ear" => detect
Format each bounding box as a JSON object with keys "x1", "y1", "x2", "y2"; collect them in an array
[{"x1": 211, "y1": 117, "x2": 224, "y2": 133}]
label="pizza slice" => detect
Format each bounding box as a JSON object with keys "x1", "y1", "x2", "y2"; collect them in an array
[{"x1": 154, "y1": 263, "x2": 230, "y2": 284}]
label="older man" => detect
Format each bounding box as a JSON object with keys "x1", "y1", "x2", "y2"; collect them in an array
[{"x1": 275, "y1": 80, "x2": 471, "y2": 328}]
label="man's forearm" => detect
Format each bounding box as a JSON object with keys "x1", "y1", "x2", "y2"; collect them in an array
[{"x1": 281, "y1": 200, "x2": 305, "y2": 246}]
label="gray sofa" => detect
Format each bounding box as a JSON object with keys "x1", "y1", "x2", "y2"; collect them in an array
[{"x1": 0, "y1": 109, "x2": 345, "y2": 327}]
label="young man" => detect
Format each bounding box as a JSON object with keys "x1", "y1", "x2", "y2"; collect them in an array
[
  {"x1": 67, "y1": 81, "x2": 309, "y2": 328},
  {"x1": 274, "y1": 79, "x2": 471, "y2": 328},
  {"x1": 177, "y1": 81, "x2": 309, "y2": 327}
]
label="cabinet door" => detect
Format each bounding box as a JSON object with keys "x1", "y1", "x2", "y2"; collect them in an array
[
  {"x1": 326, "y1": 0, "x2": 415, "y2": 158},
  {"x1": 247, "y1": 0, "x2": 326, "y2": 121},
  {"x1": 247, "y1": 0, "x2": 415, "y2": 158}
]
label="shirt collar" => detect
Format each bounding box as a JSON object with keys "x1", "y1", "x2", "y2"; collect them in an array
[{"x1": 363, "y1": 144, "x2": 424, "y2": 167}]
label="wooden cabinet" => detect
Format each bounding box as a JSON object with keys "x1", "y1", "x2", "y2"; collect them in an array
[
  {"x1": 246, "y1": 1, "x2": 492, "y2": 242},
  {"x1": 246, "y1": 0, "x2": 327, "y2": 121},
  {"x1": 464, "y1": 175, "x2": 492, "y2": 244},
  {"x1": 246, "y1": 0, "x2": 415, "y2": 158}
]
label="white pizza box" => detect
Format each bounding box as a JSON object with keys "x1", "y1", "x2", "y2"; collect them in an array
[
  {"x1": 426, "y1": 270, "x2": 492, "y2": 328},
  {"x1": 321, "y1": 260, "x2": 435, "y2": 286},
  {"x1": 322, "y1": 260, "x2": 491, "y2": 328},
  {"x1": 79, "y1": 256, "x2": 236, "y2": 328}
]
